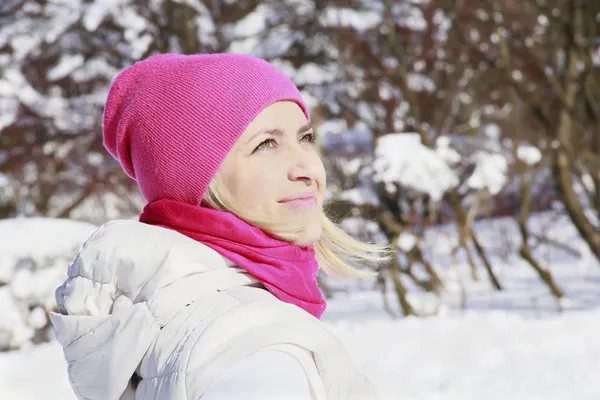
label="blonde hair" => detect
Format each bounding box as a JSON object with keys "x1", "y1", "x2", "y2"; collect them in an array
[{"x1": 202, "y1": 175, "x2": 390, "y2": 279}]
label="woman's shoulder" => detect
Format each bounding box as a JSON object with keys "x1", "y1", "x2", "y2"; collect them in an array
[
  {"x1": 70, "y1": 218, "x2": 227, "y2": 277},
  {"x1": 82, "y1": 218, "x2": 205, "y2": 250},
  {"x1": 201, "y1": 349, "x2": 316, "y2": 399},
  {"x1": 143, "y1": 296, "x2": 328, "y2": 399},
  {"x1": 56, "y1": 218, "x2": 232, "y2": 316}
]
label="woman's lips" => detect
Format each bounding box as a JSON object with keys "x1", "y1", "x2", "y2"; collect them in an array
[{"x1": 279, "y1": 197, "x2": 318, "y2": 209}]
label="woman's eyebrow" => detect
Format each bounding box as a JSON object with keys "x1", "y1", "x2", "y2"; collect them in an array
[
  {"x1": 245, "y1": 123, "x2": 313, "y2": 146},
  {"x1": 245, "y1": 128, "x2": 283, "y2": 145},
  {"x1": 298, "y1": 123, "x2": 313, "y2": 134}
]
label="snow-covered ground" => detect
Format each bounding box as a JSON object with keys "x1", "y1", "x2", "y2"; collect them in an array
[
  {"x1": 1, "y1": 213, "x2": 599, "y2": 399},
  {"x1": 0, "y1": 218, "x2": 97, "y2": 349},
  {"x1": 3, "y1": 308, "x2": 598, "y2": 400}
]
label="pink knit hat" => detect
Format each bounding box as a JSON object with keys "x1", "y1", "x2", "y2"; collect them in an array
[{"x1": 102, "y1": 53, "x2": 310, "y2": 204}]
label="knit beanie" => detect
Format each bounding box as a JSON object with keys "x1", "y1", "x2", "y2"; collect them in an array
[{"x1": 102, "y1": 53, "x2": 310, "y2": 205}]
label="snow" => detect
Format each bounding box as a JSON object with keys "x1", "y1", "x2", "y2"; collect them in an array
[
  {"x1": 118, "y1": 6, "x2": 152, "y2": 58},
  {"x1": 129, "y1": 34, "x2": 153, "y2": 59},
  {"x1": 340, "y1": 186, "x2": 380, "y2": 206},
  {"x1": 393, "y1": 3, "x2": 428, "y2": 31},
  {"x1": 407, "y1": 72, "x2": 436, "y2": 92},
  {"x1": 83, "y1": 0, "x2": 120, "y2": 31},
  {"x1": 233, "y1": 4, "x2": 268, "y2": 37},
  {"x1": 360, "y1": 102, "x2": 382, "y2": 125},
  {"x1": 433, "y1": 9, "x2": 452, "y2": 42},
  {"x1": 196, "y1": 12, "x2": 218, "y2": 46},
  {"x1": 0, "y1": 290, "x2": 32, "y2": 350},
  {"x1": 0, "y1": 173, "x2": 9, "y2": 187},
  {"x1": 593, "y1": 46, "x2": 600, "y2": 66},
  {"x1": 3, "y1": 308, "x2": 600, "y2": 400},
  {"x1": 341, "y1": 158, "x2": 363, "y2": 175},
  {"x1": 340, "y1": 217, "x2": 370, "y2": 237},
  {"x1": 581, "y1": 173, "x2": 594, "y2": 193},
  {"x1": 229, "y1": 36, "x2": 259, "y2": 54},
  {"x1": 330, "y1": 310, "x2": 600, "y2": 400},
  {"x1": 0, "y1": 218, "x2": 96, "y2": 279},
  {"x1": 47, "y1": 54, "x2": 85, "y2": 81},
  {"x1": 517, "y1": 145, "x2": 542, "y2": 165},
  {"x1": 373, "y1": 133, "x2": 459, "y2": 201},
  {"x1": 0, "y1": 342, "x2": 77, "y2": 400},
  {"x1": 320, "y1": 123, "x2": 373, "y2": 153},
  {"x1": 27, "y1": 307, "x2": 47, "y2": 330},
  {"x1": 0, "y1": 218, "x2": 97, "y2": 349},
  {"x1": 512, "y1": 70, "x2": 524, "y2": 81},
  {"x1": 0, "y1": 79, "x2": 13, "y2": 96},
  {"x1": 378, "y1": 81, "x2": 395, "y2": 100},
  {"x1": 339, "y1": 218, "x2": 386, "y2": 246},
  {"x1": 4, "y1": 68, "x2": 64, "y2": 120},
  {"x1": 318, "y1": 119, "x2": 348, "y2": 136},
  {"x1": 1, "y1": 212, "x2": 599, "y2": 398},
  {"x1": 9, "y1": 35, "x2": 41, "y2": 60},
  {"x1": 397, "y1": 232, "x2": 417, "y2": 251},
  {"x1": 319, "y1": 8, "x2": 382, "y2": 32},
  {"x1": 72, "y1": 57, "x2": 119, "y2": 82},
  {"x1": 283, "y1": 0, "x2": 315, "y2": 16},
  {"x1": 294, "y1": 63, "x2": 338, "y2": 86},
  {"x1": 435, "y1": 136, "x2": 462, "y2": 165},
  {"x1": 44, "y1": 8, "x2": 80, "y2": 44},
  {"x1": 467, "y1": 152, "x2": 508, "y2": 195},
  {"x1": 0, "y1": 96, "x2": 18, "y2": 131},
  {"x1": 483, "y1": 123, "x2": 501, "y2": 139}
]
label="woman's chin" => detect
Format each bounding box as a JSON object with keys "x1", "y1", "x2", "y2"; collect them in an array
[{"x1": 291, "y1": 225, "x2": 323, "y2": 247}]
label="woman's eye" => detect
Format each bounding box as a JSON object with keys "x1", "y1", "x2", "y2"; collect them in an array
[
  {"x1": 254, "y1": 139, "x2": 276, "y2": 152},
  {"x1": 300, "y1": 133, "x2": 316, "y2": 143}
]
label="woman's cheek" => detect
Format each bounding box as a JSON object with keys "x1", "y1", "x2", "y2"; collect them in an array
[{"x1": 240, "y1": 169, "x2": 276, "y2": 207}]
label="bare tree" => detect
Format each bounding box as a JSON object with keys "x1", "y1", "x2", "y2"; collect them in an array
[
  {"x1": 0, "y1": 0, "x2": 265, "y2": 222},
  {"x1": 460, "y1": 0, "x2": 600, "y2": 262},
  {"x1": 273, "y1": 0, "x2": 506, "y2": 300}
]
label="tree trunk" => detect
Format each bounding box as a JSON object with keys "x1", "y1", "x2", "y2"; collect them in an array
[
  {"x1": 409, "y1": 247, "x2": 444, "y2": 291},
  {"x1": 416, "y1": 131, "x2": 501, "y2": 290},
  {"x1": 502, "y1": 37, "x2": 565, "y2": 302},
  {"x1": 552, "y1": 0, "x2": 600, "y2": 263},
  {"x1": 552, "y1": 154, "x2": 600, "y2": 262},
  {"x1": 518, "y1": 177, "x2": 564, "y2": 300},
  {"x1": 390, "y1": 254, "x2": 417, "y2": 316},
  {"x1": 448, "y1": 191, "x2": 503, "y2": 290},
  {"x1": 470, "y1": 233, "x2": 503, "y2": 291}
]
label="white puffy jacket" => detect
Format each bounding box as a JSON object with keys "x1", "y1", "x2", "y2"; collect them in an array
[{"x1": 50, "y1": 219, "x2": 378, "y2": 400}]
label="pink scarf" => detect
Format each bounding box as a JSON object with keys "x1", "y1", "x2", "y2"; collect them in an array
[{"x1": 139, "y1": 199, "x2": 326, "y2": 319}]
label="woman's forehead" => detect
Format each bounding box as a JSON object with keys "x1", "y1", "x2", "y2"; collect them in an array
[{"x1": 238, "y1": 102, "x2": 310, "y2": 141}]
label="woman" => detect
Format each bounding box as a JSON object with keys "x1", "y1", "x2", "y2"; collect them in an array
[{"x1": 50, "y1": 53, "x2": 386, "y2": 399}]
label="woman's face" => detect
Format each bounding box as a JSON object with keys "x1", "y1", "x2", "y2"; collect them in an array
[{"x1": 216, "y1": 101, "x2": 326, "y2": 246}]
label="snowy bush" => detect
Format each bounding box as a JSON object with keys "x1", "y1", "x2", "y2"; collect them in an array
[
  {"x1": 373, "y1": 133, "x2": 460, "y2": 202},
  {"x1": 0, "y1": 218, "x2": 96, "y2": 351}
]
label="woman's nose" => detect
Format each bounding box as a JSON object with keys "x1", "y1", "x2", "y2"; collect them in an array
[{"x1": 287, "y1": 151, "x2": 319, "y2": 185}]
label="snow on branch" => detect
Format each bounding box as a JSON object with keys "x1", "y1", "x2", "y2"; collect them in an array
[{"x1": 373, "y1": 133, "x2": 460, "y2": 201}]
